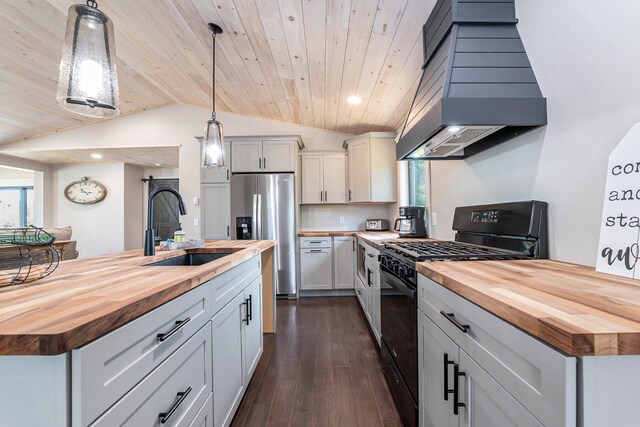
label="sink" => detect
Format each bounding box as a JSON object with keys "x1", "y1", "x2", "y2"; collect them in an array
[{"x1": 144, "y1": 252, "x2": 231, "y2": 267}]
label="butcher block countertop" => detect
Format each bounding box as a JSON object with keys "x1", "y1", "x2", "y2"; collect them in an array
[
  {"x1": 418, "y1": 259, "x2": 640, "y2": 356},
  {"x1": 298, "y1": 231, "x2": 429, "y2": 249},
  {"x1": 0, "y1": 240, "x2": 275, "y2": 355}
]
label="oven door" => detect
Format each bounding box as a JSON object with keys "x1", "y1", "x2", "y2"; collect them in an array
[{"x1": 380, "y1": 266, "x2": 418, "y2": 400}]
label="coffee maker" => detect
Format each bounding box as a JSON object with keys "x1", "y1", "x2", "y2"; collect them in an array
[{"x1": 394, "y1": 206, "x2": 428, "y2": 238}]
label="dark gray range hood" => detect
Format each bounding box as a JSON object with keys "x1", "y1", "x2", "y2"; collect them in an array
[{"x1": 396, "y1": 0, "x2": 547, "y2": 160}]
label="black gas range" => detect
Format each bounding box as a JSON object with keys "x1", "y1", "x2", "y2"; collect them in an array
[{"x1": 379, "y1": 201, "x2": 548, "y2": 427}]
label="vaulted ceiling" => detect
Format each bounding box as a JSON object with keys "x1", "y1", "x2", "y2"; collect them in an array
[{"x1": 0, "y1": 0, "x2": 435, "y2": 144}]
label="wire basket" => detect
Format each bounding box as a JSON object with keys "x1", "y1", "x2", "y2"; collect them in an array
[{"x1": 0, "y1": 227, "x2": 60, "y2": 287}]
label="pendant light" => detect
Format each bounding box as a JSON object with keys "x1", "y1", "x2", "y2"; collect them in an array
[
  {"x1": 57, "y1": 0, "x2": 119, "y2": 118},
  {"x1": 202, "y1": 23, "x2": 226, "y2": 168}
]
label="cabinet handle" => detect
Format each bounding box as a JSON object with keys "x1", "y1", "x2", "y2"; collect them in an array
[
  {"x1": 309, "y1": 241, "x2": 322, "y2": 244},
  {"x1": 263, "y1": 157, "x2": 266, "y2": 169},
  {"x1": 440, "y1": 311, "x2": 470, "y2": 333},
  {"x1": 248, "y1": 294, "x2": 253, "y2": 322},
  {"x1": 349, "y1": 190, "x2": 352, "y2": 201},
  {"x1": 157, "y1": 317, "x2": 191, "y2": 343},
  {"x1": 227, "y1": 225, "x2": 230, "y2": 237},
  {"x1": 309, "y1": 249, "x2": 322, "y2": 253},
  {"x1": 444, "y1": 353, "x2": 455, "y2": 401},
  {"x1": 258, "y1": 158, "x2": 262, "y2": 169},
  {"x1": 367, "y1": 253, "x2": 374, "y2": 258},
  {"x1": 226, "y1": 169, "x2": 230, "y2": 180},
  {"x1": 159, "y1": 387, "x2": 192, "y2": 424},
  {"x1": 242, "y1": 299, "x2": 250, "y2": 325},
  {"x1": 367, "y1": 268, "x2": 372, "y2": 287},
  {"x1": 320, "y1": 191, "x2": 323, "y2": 202},
  {"x1": 324, "y1": 190, "x2": 327, "y2": 201},
  {"x1": 453, "y1": 364, "x2": 466, "y2": 415}
]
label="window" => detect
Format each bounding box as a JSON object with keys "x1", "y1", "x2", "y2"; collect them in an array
[
  {"x1": 408, "y1": 161, "x2": 427, "y2": 207},
  {"x1": 0, "y1": 186, "x2": 34, "y2": 228}
]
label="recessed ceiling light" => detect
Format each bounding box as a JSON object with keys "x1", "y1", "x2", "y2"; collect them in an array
[
  {"x1": 447, "y1": 126, "x2": 462, "y2": 133},
  {"x1": 347, "y1": 95, "x2": 362, "y2": 105},
  {"x1": 155, "y1": 163, "x2": 162, "y2": 167},
  {"x1": 90, "y1": 153, "x2": 103, "y2": 159}
]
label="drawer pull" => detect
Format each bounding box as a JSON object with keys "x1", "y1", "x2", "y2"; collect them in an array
[
  {"x1": 159, "y1": 386, "x2": 192, "y2": 424},
  {"x1": 309, "y1": 249, "x2": 323, "y2": 253},
  {"x1": 440, "y1": 311, "x2": 470, "y2": 333},
  {"x1": 248, "y1": 294, "x2": 253, "y2": 321},
  {"x1": 443, "y1": 353, "x2": 455, "y2": 401},
  {"x1": 367, "y1": 253, "x2": 374, "y2": 258},
  {"x1": 157, "y1": 317, "x2": 191, "y2": 343},
  {"x1": 453, "y1": 364, "x2": 466, "y2": 415},
  {"x1": 309, "y1": 241, "x2": 323, "y2": 244}
]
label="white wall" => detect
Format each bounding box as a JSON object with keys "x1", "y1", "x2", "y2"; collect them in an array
[
  {"x1": 1, "y1": 105, "x2": 352, "y2": 240},
  {"x1": 53, "y1": 163, "x2": 125, "y2": 257},
  {"x1": 300, "y1": 204, "x2": 390, "y2": 231},
  {"x1": 124, "y1": 164, "x2": 144, "y2": 250},
  {"x1": 427, "y1": 0, "x2": 640, "y2": 266}
]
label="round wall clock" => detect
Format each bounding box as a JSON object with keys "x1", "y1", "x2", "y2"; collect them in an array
[{"x1": 64, "y1": 177, "x2": 108, "y2": 205}]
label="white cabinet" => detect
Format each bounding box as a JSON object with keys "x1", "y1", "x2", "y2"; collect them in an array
[
  {"x1": 300, "y1": 248, "x2": 333, "y2": 290},
  {"x1": 201, "y1": 184, "x2": 230, "y2": 240},
  {"x1": 243, "y1": 278, "x2": 263, "y2": 380},
  {"x1": 365, "y1": 253, "x2": 381, "y2": 345},
  {"x1": 212, "y1": 292, "x2": 245, "y2": 427},
  {"x1": 230, "y1": 138, "x2": 297, "y2": 173},
  {"x1": 231, "y1": 140, "x2": 263, "y2": 173},
  {"x1": 300, "y1": 153, "x2": 347, "y2": 204},
  {"x1": 333, "y1": 236, "x2": 355, "y2": 289},
  {"x1": 418, "y1": 275, "x2": 576, "y2": 427},
  {"x1": 262, "y1": 140, "x2": 295, "y2": 172},
  {"x1": 201, "y1": 141, "x2": 231, "y2": 183},
  {"x1": 345, "y1": 132, "x2": 397, "y2": 203}
]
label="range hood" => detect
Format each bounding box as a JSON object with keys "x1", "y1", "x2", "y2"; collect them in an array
[{"x1": 397, "y1": 0, "x2": 547, "y2": 160}]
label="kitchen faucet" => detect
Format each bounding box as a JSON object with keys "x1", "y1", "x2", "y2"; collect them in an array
[{"x1": 144, "y1": 187, "x2": 187, "y2": 256}]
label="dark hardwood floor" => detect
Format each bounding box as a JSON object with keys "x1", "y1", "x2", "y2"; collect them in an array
[{"x1": 231, "y1": 297, "x2": 403, "y2": 427}]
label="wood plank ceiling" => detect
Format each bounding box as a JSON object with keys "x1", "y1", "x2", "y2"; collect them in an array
[{"x1": 0, "y1": 0, "x2": 436, "y2": 144}]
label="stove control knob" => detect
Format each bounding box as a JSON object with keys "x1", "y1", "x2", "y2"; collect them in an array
[
  {"x1": 406, "y1": 267, "x2": 415, "y2": 277},
  {"x1": 398, "y1": 266, "x2": 408, "y2": 277}
]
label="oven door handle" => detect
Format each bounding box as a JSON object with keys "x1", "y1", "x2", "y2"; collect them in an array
[{"x1": 380, "y1": 267, "x2": 415, "y2": 299}]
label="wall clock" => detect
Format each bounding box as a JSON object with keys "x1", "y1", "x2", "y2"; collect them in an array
[{"x1": 64, "y1": 177, "x2": 108, "y2": 205}]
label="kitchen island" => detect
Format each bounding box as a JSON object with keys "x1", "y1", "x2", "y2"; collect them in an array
[
  {"x1": 0, "y1": 240, "x2": 276, "y2": 427},
  {"x1": 417, "y1": 259, "x2": 640, "y2": 427}
]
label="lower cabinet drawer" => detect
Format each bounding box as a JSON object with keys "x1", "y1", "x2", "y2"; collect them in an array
[
  {"x1": 211, "y1": 255, "x2": 260, "y2": 314},
  {"x1": 73, "y1": 284, "x2": 210, "y2": 426},
  {"x1": 418, "y1": 275, "x2": 576, "y2": 427},
  {"x1": 188, "y1": 394, "x2": 214, "y2": 427},
  {"x1": 300, "y1": 237, "x2": 332, "y2": 248},
  {"x1": 90, "y1": 322, "x2": 212, "y2": 427}
]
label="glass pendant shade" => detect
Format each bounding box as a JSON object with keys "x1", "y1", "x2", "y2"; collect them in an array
[
  {"x1": 202, "y1": 118, "x2": 226, "y2": 168},
  {"x1": 57, "y1": 4, "x2": 120, "y2": 118}
]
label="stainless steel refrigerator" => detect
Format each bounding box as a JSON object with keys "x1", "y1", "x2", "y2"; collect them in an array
[{"x1": 230, "y1": 174, "x2": 296, "y2": 297}]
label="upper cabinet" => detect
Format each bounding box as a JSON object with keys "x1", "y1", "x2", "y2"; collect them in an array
[
  {"x1": 300, "y1": 152, "x2": 347, "y2": 204},
  {"x1": 346, "y1": 132, "x2": 397, "y2": 203},
  {"x1": 230, "y1": 136, "x2": 300, "y2": 173}
]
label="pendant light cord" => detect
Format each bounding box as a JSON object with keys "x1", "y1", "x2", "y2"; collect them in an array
[{"x1": 211, "y1": 32, "x2": 216, "y2": 120}]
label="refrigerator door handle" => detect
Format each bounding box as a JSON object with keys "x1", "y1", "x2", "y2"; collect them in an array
[
  {"x1": 256, "y1": 193, "x2": 262, "y2": 240},
  {"x1": 251, "y1": 194, "x2": 258, "y2": 240}
]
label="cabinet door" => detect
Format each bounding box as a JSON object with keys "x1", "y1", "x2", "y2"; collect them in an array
[
  {"x1": 262, "y1": 140, "x2": 295, "y2": 172},
  {"x1": 300, "y1": 248, "x2": 333, "y2": 290},
  {"x1": 348, "y1": 140, "x2": 371, "y2": 202},
  {"x1": 231, "y1": 140, "x2": 263, "y2": 172},
  {"x1": 212, "y1": 292, "x2": 245, "y2": 427},
  {"x1": 355, "y1": 276, "x2": 366, "y2": 310},
  {"x1": 201, "y1": 141, "x2": 231, "y2": 183},
  {"x1": 323, "y1": 154, "x2": 347, "y2": 203},
  {"x1": 371, "y1": 262, "x2": 381, "y2": 345},
  {"x1": 458, "y1": 350, "x2": 543, "y2": 427},
  {"x1": 201, "y1": 184, "x2": 230, "y2": 239},
  {"x1": 301, "y1": 155, "x2": 323, "y2": 204},
  {"x1": 418, "y1": 310, "x2": 459, "y2": 427},
  {"x1": 188, "y1": 395, "x2": 213, "y2": 427},
  {"x1": 243, "y1": 277, "x2": 263, "y2": 381},
  {"x1": 333, "y1": 236, "x2": 355, "y2": 289}
]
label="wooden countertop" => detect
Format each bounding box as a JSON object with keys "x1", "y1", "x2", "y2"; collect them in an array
[
  {"x1": 298, "y1": 230, "x2": 431, "y2": 250},
  {"x1": 418, "y1": 259, "x2": 640, "y2": 356},
  {"x1": 0, "y1": 240, "x2": 276, "y2": 355}
]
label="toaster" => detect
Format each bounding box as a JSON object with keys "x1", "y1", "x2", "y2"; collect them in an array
[{"x1": 365, "y1": 219, "x2": 390, "y2": 231}]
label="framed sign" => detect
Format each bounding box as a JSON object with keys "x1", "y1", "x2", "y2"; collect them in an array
[{"x1": 596, "y1": 123, "x2": 640, "y2": 278}]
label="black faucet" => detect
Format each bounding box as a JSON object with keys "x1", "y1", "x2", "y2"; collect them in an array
[{"x1": 145, "y1": 187, "x2": 187, "y2": 256}]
